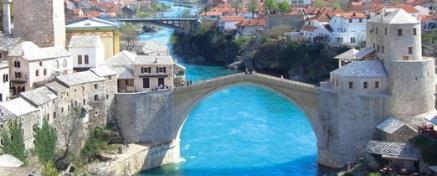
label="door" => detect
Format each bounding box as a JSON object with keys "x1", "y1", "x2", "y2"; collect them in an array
[
  {"x1": 143, "y1": 78, "x2": 150, "y2": 88},
  {"x1": 158, "y1": 77, "x2": 165, "y2": 87}
]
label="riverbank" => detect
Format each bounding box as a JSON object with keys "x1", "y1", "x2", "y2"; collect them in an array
[{"x1": 171, "y1": 26, "x2": 349, "y2": 83}]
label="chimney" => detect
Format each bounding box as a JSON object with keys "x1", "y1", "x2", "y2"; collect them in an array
[{"x1": 2, "y1": 0, "x2": 12, "y2": 35}]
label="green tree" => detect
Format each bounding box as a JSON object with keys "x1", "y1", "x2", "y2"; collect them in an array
[
  {"x1": 331, "y1": 0, "x2": 342, "y2": 9},
  {"x1": 278, "y1": 1, "x2": 290, "y2": 13},
  {"x1": 248, "y1": 0, "x2": 258, "y2": 18},
  {"x1": 0, "y1": 120, "x2": 27, "y2": 165},
  {"x1": 230, "y1": 0, "x2": 243, "y2": 15},
  {"x1": 41, "y1": 161, "x2": 59, "y2": 176},
  {"x1": 265, "y1": 0, "x2": 277, "y2": 13},
  {"x1": 119, "y1": 24, "x2": 141, "y2": 51},
  {"x1": 34, "y1": 118, "x2": 57, "y2": 164},
  {"x1": 314, "y1": 0, "x2": 325, "y2": 8}
]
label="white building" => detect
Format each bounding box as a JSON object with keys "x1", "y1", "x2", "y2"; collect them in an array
[
  {"x1": 288, "y1": 0, "x2": 312, "y2": 6},
  {"x1": 236, "y1": 18, "x2": 266, "y2": 36},
  {"x1": 0, "y1": 61, "x2": 9, "y2": 102},
  {"x1": 218, "y1": 16, "x2": 245, "y2": 32},
  {"x1": 8, "y1": 41, "x2": 73, "y2": 95},
  {"x1": 329, "y1": 12, "x2": 367, "y2": 47},
  {"x1": 68, "y1": 35, "x2": 105, "y2": 71},
  {"x1": 301, "y1": 24, "x2": 331, "y2": 42}
]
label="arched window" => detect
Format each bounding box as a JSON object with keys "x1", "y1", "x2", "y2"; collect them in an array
[
  {"x1": 63, "y1": 59, "x2": 67, "y2": 68},
  {"x1": 84, "y1": 55, "x2": 89, "y2": 64},
  {"x1": 56, "y1": 60, "x2": 60, "y2": 69},
  {"x1": 78, "y1": 55, "x2": 83, "y2": 64},
  {"x1": 94, "y1": 94, "x2": 99, "y2": 101},
  {"x1": 35, "y1": 70, "x2": 39, "y2": 77},
  {"x1": 43, "y1": 69, "x2": 47, "y2": 76}
]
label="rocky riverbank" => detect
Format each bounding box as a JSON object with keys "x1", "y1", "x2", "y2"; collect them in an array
[{"x1": 171, "y1": 27, "x2": 349, "y2": 83}]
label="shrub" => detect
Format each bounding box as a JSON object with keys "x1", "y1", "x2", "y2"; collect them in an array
[
  {"x1": 41, "y1": 161, "x2": 59, "y2": 176},
  {"x1": 34, "y1": 118, "x2": 57, "y2": 164},
  {"x1": 0, "y1": 119, "x2": 27, "y2": 165}
]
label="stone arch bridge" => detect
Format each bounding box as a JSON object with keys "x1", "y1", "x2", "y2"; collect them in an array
[{"x1": 113, "y1": 73, "x2": 388, "y2": 169}]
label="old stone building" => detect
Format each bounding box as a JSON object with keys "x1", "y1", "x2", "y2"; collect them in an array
[
  {"x1": 12, "y1": 0, "x2": 66, "y2": 47},
  {"x1": 8, "y1": 41, "x2": 73, "y2": 95},
  {"x1": 0, "y1": 69, "x2": 117, "y2": 150},
  {"x1": 319, "y1": 8, "x2": 436, "y2": 167},
  {"x1": 104, "y1": 50, "x2": 185, "y2": 93}
]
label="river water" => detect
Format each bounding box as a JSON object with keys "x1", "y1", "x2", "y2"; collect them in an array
[{"x1": 139, "y1": 2, "x2": 319, "y2": 175}]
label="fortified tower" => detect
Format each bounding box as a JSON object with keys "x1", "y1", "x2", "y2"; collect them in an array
[
  {"x1": 12, "y1": 0, "x2": 66, "y2": 47},
  {"x1": 2, "y1": 0, "x2": 12, "y2": 35},
  {"x1": 367, "y1": 9, "x2": 435, "y2": 119}
]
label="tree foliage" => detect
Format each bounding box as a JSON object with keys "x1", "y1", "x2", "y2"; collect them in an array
[
  {"x1": 230, "y1": 0, "x2": 243, "y2": 15},
  {"x1": 264, "y1": 0, "x2": 277, "y2": 13},
  {"x1": 41, "y1": 161, "x2": 59, "y2": 176},
  {"x1": 248, "y1": 0, "x2": 258, "y2": 18},
  {"x1": 34, "y1": 118, "x2": 57, "y2": 164},
  {"x1": 331, "y1": 0, "x2": 342, "y2": 9},
  {"x1": 314, "y1": 0, "x2": 325, "y2": 8},
  {"x1": 119, "y1": 23, "x2": 141, "y2": 51},
  {"x1": 278, "y1": 1, "x2": 290, "y2": 13},
  {"x1": 0, "y1": 119, "x2": 27, "y2": 165},
  {"x1": 81, "y1": 128, "x2": 108, "y2": 162}
]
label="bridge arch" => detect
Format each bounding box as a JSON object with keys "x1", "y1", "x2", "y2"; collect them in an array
[{"x1": 171, "y1": 73, "x2": 324, "y2": 160}]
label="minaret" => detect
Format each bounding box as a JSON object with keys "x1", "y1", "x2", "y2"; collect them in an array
[
  {"x1": 12, "y1": 0, "x2": 66, "y2": 47},
  {"x1": 2, "y1": 0, "x2": 12, "y2": 35}
]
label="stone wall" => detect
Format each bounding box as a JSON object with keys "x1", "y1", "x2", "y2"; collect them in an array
[
  {"x1": 89, "y1": 142, "x2": 180, "y2": 176},
  {"x1": 13, "y1": 0, "x2": 66, "y2": 47},
  {"x1": 318, "y1": 87, "x2": 390, "y2": 167}
]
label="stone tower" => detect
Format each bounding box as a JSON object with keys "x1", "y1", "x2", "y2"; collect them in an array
[
  {"x1": 367, "y1": 8, "x2": 435, "y2": 120},
  {"x1": 12, "y1": 0, "x2": 66, "y2": 47},
  {"x1": 2, "y1": 0, "x2": 12, "y2": 35}
]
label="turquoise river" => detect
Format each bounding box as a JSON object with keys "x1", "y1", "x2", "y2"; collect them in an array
[{"x1": 139, "y1": 2, "x2": 320, "y2": 175}]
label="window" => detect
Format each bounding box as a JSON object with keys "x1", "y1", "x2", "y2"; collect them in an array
[
  {"x1": 157, "y1": 67, "x2": 166, "y2": 73},
  {"x1": 84, "y1": 55, "x2": 89, "y2": 64},
  {"x1": 83, "y1": 99, "x2": 86, "y2": 105},
  {"x1": 43, "y1": 69, "x2": 47, "y2": 76},
  {"x1": 373, "y1": 43, "x2": 375, "y2": 48},
  {"x1": 63, "y1": 59, "x2": 67, "y2": 68},
  {"x1": 363, "y1": 82, "x2": 368, "y2": 89},
  {"x1": 15, "y1": 72, "x2": 21, "y2": 78},
  {"x1": 398, "y1": 29, "x2": 402, "y2": 36},
  {"x1": 14, "y1": 61, "x2": 20, "y2": 68},
  {"x1": 382, "y1": 46, "x2": 384, "y2": 53},
  {"x1": 0, "y1": 53, "x2": 2, "y2": 58},
  {"x1": 94, "y1": 95, "x2": 99, "y2": 101},
  {"x1": 375, "y1": 27, "x2": 378, "y2": 34},
  {"x1": 408, "y1": 47, "x2": 413, "y2": 54},
  {"x1": 336, "y1": 37, "x2": 343, "y2": 43},
  {"x1": 349, "y1": 19, "x2": 352, "y2": 23},
  {"x1": 61, "y1": 107, "x2": 64, "y2": 113},
  {"x1": 359, "y1": 19, "x2": 362, "y2": 23},
  {"x1": 375, "y1": 81, "x2": 379, "y2": 88},
  {"x1": 94, "y1": 84, "x2": 98, "y2": 89},
  {"x1": 78, "y1": 55, "x2": 82, "y2": 64},
  {"x1": 348, "y1": 81, "x2": 353, "y2": 89},
  {"x1": 143, "y1": 78, "x2": 150, "y2": 88},
  {"x1": 377, "y1": 45, "x2": 380, "y2": 52},
  {"x1": 413, "y1": 28, "x2": 417, "y2": 35},
  {"x1": 0, "y1": 94, "x2": 2, "y2": 102},
  {"x1": 141, "y1": 67, "x2": 151, "y2": 73},
  {"x1": 384, "y1": 28, "x2": 387, "y2": 35},
  {"x1": 2, "y1": 74, "x2": 8, "y2": 82},
  {"x1": 53, "y1": 112, "x2": 56, "y2": 119},
  {"x1": 39, "y1": 62, "x2": 42, "y2": 66},
  {"x1": 35, "y1": 70, "x2": 39, "y2": 76},
  {"x1": 351, "y1": 37, "x2": 356, "y2": 44}
]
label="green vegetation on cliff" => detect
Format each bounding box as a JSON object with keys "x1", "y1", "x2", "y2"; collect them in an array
[
  {"x1": 0, "y1": 119, "x2": 27, "y2": 165},
  {"x1": 34, "y1": 118, "x2": 58, "y2": 164},
  {"x1": 172, "y1": 26, "x2": 348, "y2": 83}
]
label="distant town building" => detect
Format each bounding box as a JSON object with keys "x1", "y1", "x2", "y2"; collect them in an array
[
  {"x1": 68, "y1": 35, "x2": 105, "y2": 71},
  {"x1": 0, "y1": 61, "x2": 9, "y2": 102},
  {"x1": 8, "y1": 41, "x2": 73, "y2": 95},
  {"x1": 329, "y1": 12, "x2": 367, "y2": 46},
  {"x1": 288, "y1": 0, "x2": 312, "y2": 6},
  {"x1": 66, "y1": 18, "x2": 121, "y2": 59},
  {"x1": 236, "y1": 18, "x2": 266, "y2": 36},
  {"x1": 218, "y1": 16, "x2": 245, "y2": 32}
]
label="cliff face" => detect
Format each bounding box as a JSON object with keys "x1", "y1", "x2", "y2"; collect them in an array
[{"x1": 172, "y1": 30, "x2": 348, "y2": 83}]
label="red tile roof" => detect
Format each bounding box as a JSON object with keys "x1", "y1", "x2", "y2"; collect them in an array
[
  {"x1": 302, "y1": 25, "x2": 318, "y2": 32},
  {"x1": 336, "y1": 11, "x2": 367, "y2": 19},
  {"x1": 220, "y1": 16, "x2": 245, "y2": 22},
  {"x1": 237, "y1": 17, "x2": 266, "y2": 26}
]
